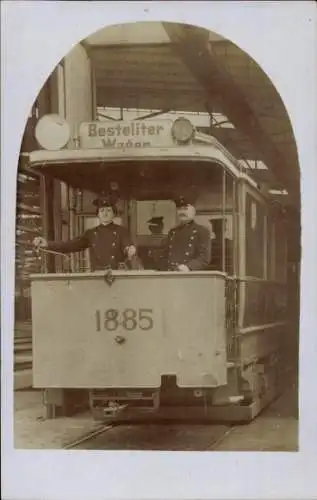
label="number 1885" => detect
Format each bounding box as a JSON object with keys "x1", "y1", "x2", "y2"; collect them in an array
[{"x1": 95, "y1": 308, "x2": 154, "y2": 332}]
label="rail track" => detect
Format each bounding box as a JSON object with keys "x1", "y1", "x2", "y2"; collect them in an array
[
  {"x1": 64, "y1": 421, "x2": 235, "y2": 451},
  {"x1": 64, "y1": 424, "x2": 113, "y2": 450}
]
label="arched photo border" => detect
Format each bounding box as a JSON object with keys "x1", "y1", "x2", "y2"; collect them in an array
[{"x1": 1, "y1": 2, "x2": 317, "y2": 499}]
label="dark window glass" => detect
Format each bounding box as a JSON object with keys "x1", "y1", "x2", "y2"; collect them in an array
[{"x1": 245, "y1": 193, "x2": 265, "y2": 278}]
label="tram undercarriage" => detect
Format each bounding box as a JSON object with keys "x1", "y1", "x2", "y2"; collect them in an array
[{"x1": 42, "y1": 358, "x2": 283, "y2": 424}]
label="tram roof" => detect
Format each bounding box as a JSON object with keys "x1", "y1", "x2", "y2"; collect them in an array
[
  {"x1": 83, "y1": 22, "x2": 299, "y2": 208},
  {"x1": 28, "y1": 146, "x2": 262, "y2": 199}
]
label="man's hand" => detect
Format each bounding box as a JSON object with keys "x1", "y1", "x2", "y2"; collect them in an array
[
  {"x1": 33, "y1": 237, "x2": 48, "y2": 248},
  {"x1": 177, "y1": 264, "x2": 190, "y2": 272},
  {"x1": 126, "y1": 245, "x2": 137, "y2": 259}
]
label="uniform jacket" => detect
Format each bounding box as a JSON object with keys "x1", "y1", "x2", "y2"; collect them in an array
[
  {"x1": 161, "y1": 220, "x2": 211, "y2": 271},
  {"x1": 138, "y1": 235, "x2": 167, "y2": 270},
  {"x1": 47, "y1": 222, "x2": 132, "y2": 271}
]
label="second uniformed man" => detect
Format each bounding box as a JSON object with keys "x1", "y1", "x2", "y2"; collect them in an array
[
  {"x1": 33, "y1": 194, "x2": 137, "y2": 271},
  {"x1": 161, "y1": 196, "x2": 211, "y2": 272},
  {"x1": 148, "y1": 216, "x2": 164, "y2": 236},
  {"x1": 139, "y1": 216, "x2": 166, "y2": 269}
]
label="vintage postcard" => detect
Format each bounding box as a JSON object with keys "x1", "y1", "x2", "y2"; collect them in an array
[{"x1": 2, "y1": 2, "x2": 316, "y2": 500}]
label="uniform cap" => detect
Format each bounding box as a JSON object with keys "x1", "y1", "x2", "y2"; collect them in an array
[
  {"x1": 93, "y1": 192, "x2": 117, "y2": 209},
  {"x1": 174, "y1": 195, "x2": 196, "y2": 208},
  {"x1": 147, "y1": 216, "x2": 164, "y2": 226}
]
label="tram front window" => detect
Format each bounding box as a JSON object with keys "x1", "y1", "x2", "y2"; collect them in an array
[{"x1": 33, "y1": 158, "x2": 235, "y2": 275}]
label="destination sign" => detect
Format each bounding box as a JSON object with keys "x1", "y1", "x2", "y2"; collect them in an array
[{"x1": 79, "y1": 120, "x2": 174, "y2": 150}]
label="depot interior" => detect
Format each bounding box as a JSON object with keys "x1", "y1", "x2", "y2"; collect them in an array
[{"x1": 16, "y1": 23, "x2": 299, "y2": 327}]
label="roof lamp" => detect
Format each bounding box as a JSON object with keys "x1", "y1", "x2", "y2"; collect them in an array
[
  {"x1": 171, "y1": 117, "x2": 195, "y2": 144},
  {"x1": 35, "y1": 114, "x2": 71, "y2": 151}
]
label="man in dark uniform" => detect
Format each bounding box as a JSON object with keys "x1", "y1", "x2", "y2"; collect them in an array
[
  {"x1": 148, "y1": 216, "x2": 164, "y2": 236},
  {"x1": 33, "y1": 194, "x2": 137, "y2": 271},
  {"x1": 161, "y1": 196, "x2": 211, "y2": 272},
  {"x1": 139, "y1": 216, "x2": 166, "y2": 269}
]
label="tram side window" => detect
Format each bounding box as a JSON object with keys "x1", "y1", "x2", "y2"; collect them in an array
[
  {"x1": 267, "y1": 216, "x2": 276, "y2": 280},
  {"x1": 245, "y1": 194, "x2": 265, "y2": 279},
  {"x1": 195, "y1": 214, "x2": 234, "y2": 274},
  {"x1": 267, "y1": 216, "x2": 287, "y2": 283},
  {"x1": 275, "y1": 220, "x2": 287, "y2": 283}
]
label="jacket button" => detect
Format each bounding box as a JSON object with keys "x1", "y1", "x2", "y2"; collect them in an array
[
  {"x1": 112, "y1": 242, "x2": 116, "y2": 247},
  {"x1": 185, "y1": 252, "x2": 190, "y2": 256}
]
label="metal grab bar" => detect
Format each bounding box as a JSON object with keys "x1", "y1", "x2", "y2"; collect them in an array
[{"x1": 36, "y1": 247, "x2": 71, "y2": 259}]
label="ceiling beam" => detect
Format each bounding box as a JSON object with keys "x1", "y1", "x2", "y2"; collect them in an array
[
  {"x1": 95, "y1": 88, "x2": 224, "y2": 113},
  {"x1": 162, "y1": 23, "x2": 299, "y2": 207}
]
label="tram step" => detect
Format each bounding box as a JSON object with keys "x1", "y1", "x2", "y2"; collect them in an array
[{"x1": 90, "y1": 389, "x2": 160, "y2": 416}]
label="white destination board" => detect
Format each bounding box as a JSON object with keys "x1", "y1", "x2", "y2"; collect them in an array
[{"x1": 79, "y1": 120, "x2": 175, "y2": 150}]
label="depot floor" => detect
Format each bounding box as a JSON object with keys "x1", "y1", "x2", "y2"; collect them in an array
[{"x1": 13, "y1": 378, "x2": 298, "y2": 451}]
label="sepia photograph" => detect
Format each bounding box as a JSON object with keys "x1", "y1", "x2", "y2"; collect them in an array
[{"x1": 11, "y1": 18, "x2": 302, "y2": 454}]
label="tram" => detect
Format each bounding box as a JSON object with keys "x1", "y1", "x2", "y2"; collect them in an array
[{"x1": 26, "y1": 115, "x2": 289, "y2": 422}]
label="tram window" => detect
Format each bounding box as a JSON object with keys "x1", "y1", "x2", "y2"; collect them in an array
[
  {"x1": 267, "y1": 216, "x2": 287, "y2": 283},
  {"x1": 245, "y1": 194, "x2": 265, "y2": 278},
  {"x1": 275, "y1": 221, "x2": 287, "y2": 283},
  {"x1": 195, "y1": 214, "x2": 234, "y2": 274},
  {"x1": 267, "y1": 216, "x2": 276, "y2": 281}
]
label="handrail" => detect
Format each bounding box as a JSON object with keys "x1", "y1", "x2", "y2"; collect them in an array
[{"x1": 29, "y1": 270, "x2": 228, "y2": 280}]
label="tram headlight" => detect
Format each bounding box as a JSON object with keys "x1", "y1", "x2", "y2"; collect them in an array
[
  {"x1": 35, "y1": 114, "x2": 71, "y2": 151},
  {"x1": 171, "y1": 117, "x2": 195, "y2": 144}
]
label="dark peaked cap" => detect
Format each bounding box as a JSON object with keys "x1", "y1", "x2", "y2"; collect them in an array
[
  {"x1": 174, "y1": 195, "x2": 196, "y2": 208},
  {"x1": 93, "y1": 193, "x2": 117, "y2": 209},
  {"x1": 147, "y1": 216, "x2": 164, "y2": 226}
]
